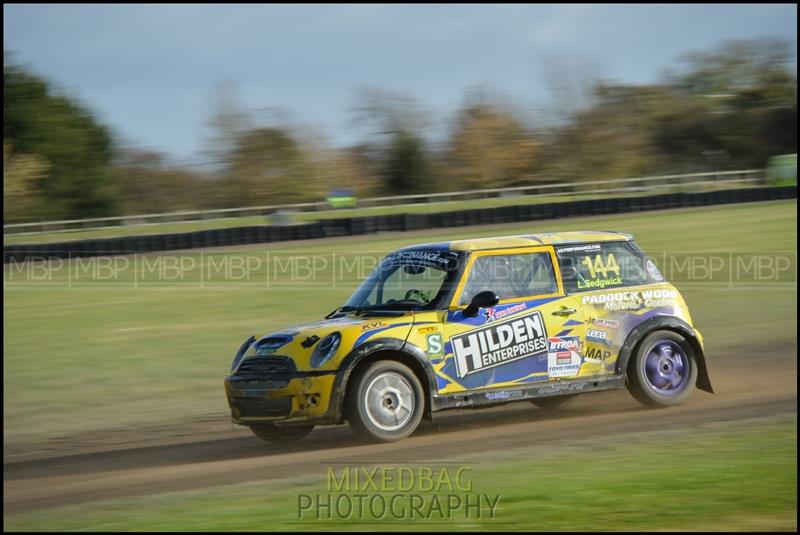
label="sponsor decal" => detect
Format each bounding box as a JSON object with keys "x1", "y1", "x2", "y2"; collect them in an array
[
  {"x1": 587, "y1": 318, "x2": 620, "y2": 329},
  {"x1": 486, "y1": 302, "x2": 528, "y2": 322},
  {"x1": 426, "y1": 333, "x2": 444, "y2": 358},
  {"x1": 361, "y1": 320, "x2": 388, "y2": 332},
  {"x1": 548, "y1": 337, "x2": 580, "y2": 351},
  {"x1": 586, "y1": 328, "x2": 611, "y2": 346},
  {"x1": 556, "y1": 244, "x2": 602, "y2": 254},
  {"x1": 646, "y1": 259, "x2": 664, "y2": 281},
  {"x1": 581, "y1": 289, "x2": 678, "y2": 311},
  {"x1": 547, "y1": 336, "x2": 581, "y2": 378},
  {"x1": 384, "y1": 249, "x2": 459, "y2": 270},
  {"x1": 484, "y1": 390, "x2": 523, "y2": 401},
  {"x1": 417, "y1": 326, "x2": 438, "y2": 334},
  {"x1": 452, "y1": 311, "x2": 548, "y2": 379},
  {"x1": 584, "y1": 346, "x2": 612, "y2": 362},
  {"x1": 537, "y1": 382, "x2": 594, "y2": 395}
]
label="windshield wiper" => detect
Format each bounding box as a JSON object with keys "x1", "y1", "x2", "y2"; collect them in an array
[
  {"x1": 360, "y1": 300, "x2": 425, "y2": 311},
  {"x1": 326, "y1": 300, "x2": 425, "y2": 319},
  {"x1": 325, "y1": 305, "x2": 363, "y2": 319}
]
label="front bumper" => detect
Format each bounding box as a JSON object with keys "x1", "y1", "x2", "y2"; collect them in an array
[{"x1": 225, "y1": 370, "x2": 340, "y2": 425}]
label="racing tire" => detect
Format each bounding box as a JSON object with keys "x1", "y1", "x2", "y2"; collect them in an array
[
  {"x1": 346, "y1": 360, "x2": 425, "y2": 443},
  {"x1": 249, "y1": 423, "x2": 315, "y2": 445},
  {"x1": 531, "y1": 395, "x2": 574, "y2": 410},
  {"x1": 627, "y1": 330, "x2": 698, "y2": 407}
]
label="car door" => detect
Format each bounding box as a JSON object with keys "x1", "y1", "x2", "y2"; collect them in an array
[{"x1": 434, "y1": 246, "x2": 589, "y2": 394}]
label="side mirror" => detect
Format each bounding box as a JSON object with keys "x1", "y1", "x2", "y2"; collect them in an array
[{"x1": 463, "y1": 290, "x2": 499, "y2": 317}]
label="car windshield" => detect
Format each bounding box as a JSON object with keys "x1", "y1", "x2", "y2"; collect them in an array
[{"x1": 342, "y1": 248, "x2": 465, "y2": 312}]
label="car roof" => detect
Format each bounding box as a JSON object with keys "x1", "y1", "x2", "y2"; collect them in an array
[{"x1": 405, "y1": 231, "x2": 633, "y2": 252}]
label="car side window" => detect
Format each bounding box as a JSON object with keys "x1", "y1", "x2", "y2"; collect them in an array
[
  {"x1": 556, "y1": 241, "x2": 648, "y2": 293},
  {"x1": 459, "y1": 252, "x2": 557, "y2": 305}
]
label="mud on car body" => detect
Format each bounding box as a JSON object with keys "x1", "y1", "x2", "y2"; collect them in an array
[{"x1": 225, "y1": 231, "x2": 712, "y2": 444}]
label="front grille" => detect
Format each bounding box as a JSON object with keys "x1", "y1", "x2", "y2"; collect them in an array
[
  {"x1": 232, "y1": 398, "x2": 292, "y2": 418},
  {"x1": 235, "y1": 356, "x2": 295, "y2": 378}
]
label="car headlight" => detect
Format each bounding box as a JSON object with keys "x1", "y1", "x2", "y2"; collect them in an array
[
  {"x1": 231, "y1": 335, "x2": 255, "y2": 371},
  {"x1": 310, "y1": 332, "x2": 341, "y2": 368}
]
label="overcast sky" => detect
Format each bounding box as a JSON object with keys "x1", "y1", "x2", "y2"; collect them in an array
[{"x1": 4, "y1": 4, "x2": 797, "y2": 164}]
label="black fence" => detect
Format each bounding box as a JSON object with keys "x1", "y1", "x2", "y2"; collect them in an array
[{"x1": 4, "y1": 185, "x2": 796, "y2": 264}]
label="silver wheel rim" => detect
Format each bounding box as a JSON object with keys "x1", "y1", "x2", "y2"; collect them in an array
[{"x1": 364, "y1": 371, "x2": 415, "y2": 432}]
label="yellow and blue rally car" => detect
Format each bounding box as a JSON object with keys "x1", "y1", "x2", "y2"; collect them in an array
[{"x1": 225, "y1": 231, "x2": 713, "y2": 443}]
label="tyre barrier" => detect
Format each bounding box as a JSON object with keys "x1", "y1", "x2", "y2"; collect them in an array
[{"x1": 4, "y1": 185, "x2": 796, "y2": 264}]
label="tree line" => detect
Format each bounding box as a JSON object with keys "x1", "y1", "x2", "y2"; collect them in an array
[{"x1": 4, "y1": 38, "x2": 796, "y2": 223}]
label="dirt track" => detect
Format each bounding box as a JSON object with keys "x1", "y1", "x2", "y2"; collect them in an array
[{"x1": 4, "y1": 348, "x2": 796, "y2": 515}]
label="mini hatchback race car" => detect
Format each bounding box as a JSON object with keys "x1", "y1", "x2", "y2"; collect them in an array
[{"x1": 225, "y1": 231, "x2": 713, "y2": 443}]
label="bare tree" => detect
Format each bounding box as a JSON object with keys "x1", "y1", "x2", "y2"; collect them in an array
[
  {"x1": 349, "y1": 87, "x2": 431, "y2": 140},
  {"x1": 202, "y1": 80, "x2": 254, "y2": 171}
]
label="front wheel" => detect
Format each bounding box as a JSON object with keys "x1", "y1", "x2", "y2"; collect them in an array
[
  {"x1": 627, "y1": 330, "x2": 698, "y2": 407},
  {"x1": 249, "y1": 423, "x2": 315, "y2": 445},
  {"x1": 347, "y1": 360, "x2": 425, "y2": 442}
]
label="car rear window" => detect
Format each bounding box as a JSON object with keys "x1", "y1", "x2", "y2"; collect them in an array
[{"x1": 555, "y1": 241, "x2": 660, "y2": 293}]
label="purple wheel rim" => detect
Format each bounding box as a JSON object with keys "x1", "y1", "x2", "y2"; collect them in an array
[{"x1": 643, "y1": 340, "x2": 689, "y2": 395}]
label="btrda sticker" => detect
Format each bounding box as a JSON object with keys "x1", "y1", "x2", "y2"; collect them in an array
[
  {"x1": 452, "y1": 311, "x2": 547, "y2": 378},
  {"x1": 547, "y1": 336, "x2": 582, "y2": 378}
]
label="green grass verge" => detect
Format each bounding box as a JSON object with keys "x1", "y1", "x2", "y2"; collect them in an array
[
  {"x1": 4, "y1": 415, "x2": 796, "y2": 531},
  {"x1": 3, "y1": 201, "x2": 797, "y2": 446}
]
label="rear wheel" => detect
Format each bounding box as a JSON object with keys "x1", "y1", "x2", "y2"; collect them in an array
[
  {"x1": 627, "y1": 330, "x2": 697, "y2": 407},
  {"x1": 347, "y1": 360, "x2": 425, "y2": 442},
  {"x1": 531, "y1": 394, "x2": 574, "y2": 410},
  {"x1": 249, "y1": 423, "x2": 315, "y2": 445}
]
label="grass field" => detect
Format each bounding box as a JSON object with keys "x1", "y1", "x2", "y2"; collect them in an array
[
  {"x1": 3, "y1": 200, "x2": 797, "y2": 447},
  {"x1": 5, "y1": 415, "x2": 796, "y2": 531}
]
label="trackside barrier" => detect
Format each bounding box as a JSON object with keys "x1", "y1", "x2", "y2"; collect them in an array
[
  {"x1": 3, "y1": 185, "x2": 796, "y2": 264},
  {"x1": 2, "y1": 169, "x2": 764, "y2": 236}
]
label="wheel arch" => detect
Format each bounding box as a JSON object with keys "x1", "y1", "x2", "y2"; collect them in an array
[
  {"x1": 616, "y1": 316, "x2": 713, "y2": 393},
  {"x1": 329, "y1": 338, "x2": 437, "y2": 423}
]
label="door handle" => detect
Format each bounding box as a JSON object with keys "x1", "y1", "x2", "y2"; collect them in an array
[{"x1": 552, "y1": 307, "x2": 577, "y2": 317}]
